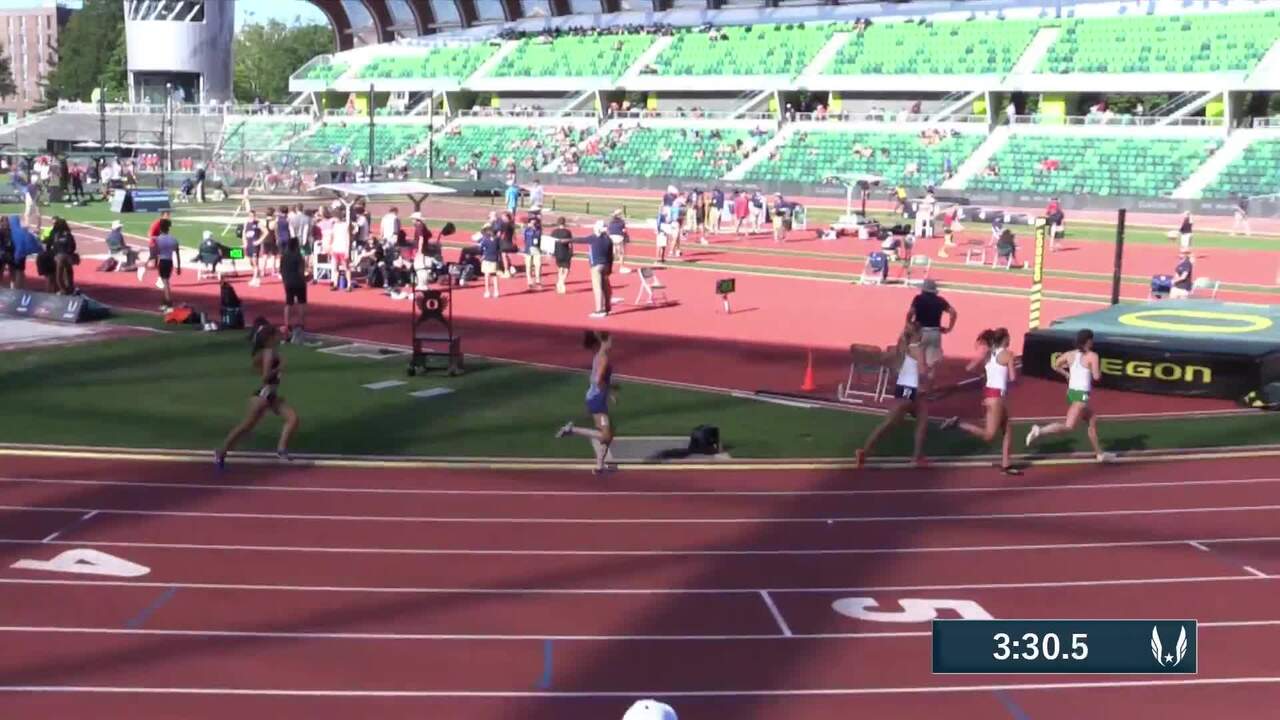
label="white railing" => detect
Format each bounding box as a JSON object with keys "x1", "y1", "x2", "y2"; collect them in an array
[
  {"x1": 55, "y1": 100, "x2": 311, "y2": 117},
  {"x1": 1252, "y1": 117, "x2": 1280, "y2": 128},
  {"x1": 456, "y1": 108, "x2": 599, "y2": 119},
  {"x1": 1011, "y1": 113, "x2": 1224, "y2": 128},
  {"x1": 788, "y1": 111, "x2": 987, "y2": 125}
]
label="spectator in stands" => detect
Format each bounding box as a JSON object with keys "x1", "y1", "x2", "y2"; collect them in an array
[
  {"x1": 906, "y1": 279, "x2": 956, "y2": 369},
  {"x1": 1232, "y1": 195, "x2": 1251, "y2": 237},
  {"x1": 477, "y1": 224, "x2": 502, "y2": 299},
  {"x1": 588, "y1": 220, "x2": 613, "y2": 318},
  {"x1": 982, "y1": 161, "x2": 1000, "y2": 178},
  {"x1": 550, "y1": 216, "x2": 574, "y2": 294},
  {"x1": 1170, "y1": 250, "x2": 1194, "y2": 299},
  {"x1": 152, "y1": 220, "x2": 180, "y2": 310}
]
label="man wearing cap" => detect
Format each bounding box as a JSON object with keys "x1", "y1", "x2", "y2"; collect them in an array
[
  {"x1": 1170, "y1": 249, "x2": 1194, "y2": 299},
  {"x1": 621, "y1": 699, "x2": 677, "y2": 720},
  {"x1": 607, "y1": 209, "x2": 628, "y2": 273},
  {"x1": 907, "y1": 278, "x2": 956, "y2": 369},
  {"x1": 104, "y1": 219, "x2": 138, "y2": 270},
  {"x1": 523, "y1": 210, "x2": 544, "y2": 290},
  {"x1": 588, "y1": 219, "x2": 614, "y2": 318}
]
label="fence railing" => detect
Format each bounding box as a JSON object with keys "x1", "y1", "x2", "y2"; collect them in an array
[{"x1": 1011, "y1": 113, "x2": 1224, "y2": 128}]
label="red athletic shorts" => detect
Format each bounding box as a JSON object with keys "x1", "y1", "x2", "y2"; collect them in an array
[{"x1": 983, "y1": 387, "x2": 1006, "y2": 400}]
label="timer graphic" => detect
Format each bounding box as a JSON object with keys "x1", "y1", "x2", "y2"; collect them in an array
[{"x1": 933, "y1": 620, "x2": 1197, "y2": 674}]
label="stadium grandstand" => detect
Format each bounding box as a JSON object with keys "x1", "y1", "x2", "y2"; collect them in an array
[{"x1": 4, "y1": 0, "x2": 1280, "y2": 211}]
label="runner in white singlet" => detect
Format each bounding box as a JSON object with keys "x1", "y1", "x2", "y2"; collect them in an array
[
  {"x1": 1026, "y1": 328, "x2": 1109, "y2": 462},
  {"x1": 857, "y1": 322, "x2": 932, "y2": 468},
  {"x1": 941, "y1": 328, "x2": 1019, "y2": 474}
]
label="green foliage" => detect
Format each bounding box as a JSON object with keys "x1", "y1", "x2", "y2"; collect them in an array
[
  {"x1": 42, "y1": 0, "x2": 124, "y2": 104},
  {"x1": 0, "y1": 53, "x2": 16, "y2": 99},
  {"x1": 233, "y1": 21, "x2": 334, "y2": 103}
]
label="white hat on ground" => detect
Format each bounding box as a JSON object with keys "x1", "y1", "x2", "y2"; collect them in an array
[{"x1": 621, "y1": 699, "x2": 677, "y2": 720}]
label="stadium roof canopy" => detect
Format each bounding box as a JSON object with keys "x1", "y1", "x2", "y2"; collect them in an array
[{"x1": 307, "y1": 0, "x2": 892, "y2": 49}]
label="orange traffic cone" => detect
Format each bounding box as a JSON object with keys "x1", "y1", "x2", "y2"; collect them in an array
[{"x1": 801, "y1": 350, "x2": 817, "y2": 393}]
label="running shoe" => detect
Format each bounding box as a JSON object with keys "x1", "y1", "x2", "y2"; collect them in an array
[
  {"x1": 213, "y1": 451, "x2": 225, "y2": 470},
  {"x1": 277, "y1": 449, "x2": 292, "y2": 462},
  {"x1": 939, "y1": 416, "x2": 959, "y2": 430},
  {"x1": 136, "y1": 266, "x2": 146, "y2": 282},
  {"x1": 555, "y1": 422, "x2": 574, "y2": 438},
  {"x1": 589, "y1": 311, "x2": 607, "y2": 318},
  {"x1": 1025, "y1": 425, "x2": 1041, "y2": 446},
  {"x1": 1096, "y1": 452, "x2": 1115, "y2": 463},
  {"x1": 854, "y1": 449, "x2": 866, "y2": 469},
  {"x1": 154, "y1": 278, "x2": 165, "y2": 290},
  {"x1": 1001, "y1": 465, "x2": 1023, "y2": 476}
]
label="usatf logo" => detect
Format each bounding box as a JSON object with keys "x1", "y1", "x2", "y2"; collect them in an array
[
  {"x1": 1151, "y1": 625, "x2": 1189, "y2": 668},
  {"x1": 1050, "y1": 352, "x2": 1212, "y2": 384}
]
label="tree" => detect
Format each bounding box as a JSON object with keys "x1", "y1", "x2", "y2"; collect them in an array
[
  {"x1": 97, "y1": 33, "x2": 129, "y2": 102},
  {"x1": 42, "y1": 0, "x2": 124, "y2": 104},
  {"x1": 233, "y1": 21, "x2": 334, "y2": 104},
  {"x1": 0, "y1": 53, "x2": 17, "y2": 100}
]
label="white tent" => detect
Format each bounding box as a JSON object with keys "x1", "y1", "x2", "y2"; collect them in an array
[{"x1": 312, "y1": 181, "x2": 457, "y2": 212}]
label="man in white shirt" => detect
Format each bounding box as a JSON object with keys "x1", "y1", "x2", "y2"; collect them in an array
[
  {"x1": 529, "y1": 179, "x2": 545, "y2": 209},
  {"x1": 380, "y1": 207, "x2": 401, "y2": 245}
]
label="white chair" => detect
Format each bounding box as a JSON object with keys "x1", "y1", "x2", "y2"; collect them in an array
[
  {"x1": 634, "y1": 266, "x2": 670, "y2": 305},
  {"x1": 312, "y1": 253, "x2": 336, "y2": 283},
  {"x1": 1191, "y1": 277, "x2": 1220, "y2": 298},
  {"x1": 991, "y1": 252, "x2": 1015, "y2": 270},
  {"x1": 964, "y1": 246, "x2": 987, "y2": 265}
]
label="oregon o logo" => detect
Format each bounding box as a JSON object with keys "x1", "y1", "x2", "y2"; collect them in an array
[{"x1": 1117, "y1": 309, "x2": 1272, "y2": 335}]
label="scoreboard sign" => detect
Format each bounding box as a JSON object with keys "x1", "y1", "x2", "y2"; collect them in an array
[{"x1": 110, "y1": 188, "x2": 172, "y2": 213}]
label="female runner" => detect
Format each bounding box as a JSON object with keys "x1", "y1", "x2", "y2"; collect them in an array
[
  {"x1": 856, "y1": 321, "x2": 931, "y2": 468},
  {"x1": 1025, "y1": 328, "x2": 1109, "y2": 462},
  {"x1": 556, "y1": 330, "x2": 617, "y2": 474},
  {"x1": 941, "y1": 328, "x2": 1019, "y2": 474},
  {"x1": 214, "y1": 318, "x2": 300, "y2": 468}
]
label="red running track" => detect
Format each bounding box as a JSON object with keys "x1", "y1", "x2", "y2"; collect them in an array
[{"x1": 0, "y1": 454, "x2": 1278, "y2": 719}]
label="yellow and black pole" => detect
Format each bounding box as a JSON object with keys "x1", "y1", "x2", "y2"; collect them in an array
[{"x1": 1028, "y1": 217, "x2": 1048, "y2": 330}]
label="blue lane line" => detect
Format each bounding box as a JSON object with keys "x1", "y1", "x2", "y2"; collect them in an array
[
  {"x1": 125, "y1": 587, "x2": 178, "y2": 629},
  {"x1": 994, "y1": 689, "x2": 1032, "y2": 720},
  {"x1": 535, "y1": 639, "x2": 553, "y2": 690}
]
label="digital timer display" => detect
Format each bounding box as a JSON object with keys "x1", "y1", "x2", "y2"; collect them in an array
[{"x1": 933, "y1": 620, "x2": 1197, "y2": 674}]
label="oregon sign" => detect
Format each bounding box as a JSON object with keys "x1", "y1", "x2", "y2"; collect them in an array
[{"x1": 1049, "y1": 353, "x2": 1213, "y2": 385}]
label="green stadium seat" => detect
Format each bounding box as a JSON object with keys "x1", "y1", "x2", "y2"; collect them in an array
[
  {"x1": 966, "y1": 134, "x2": 1220, "y2": 197},
  {"x1": 577, "y1": 126, "x2": 772, "y2": 180},
  {"x1": 825, "y1": 19, "x2": 1040, "y2": 76},
  {"x1": 355, "y1": 45, "x2": 494, "y2": 82},
  {"x1": 746, "y1": 129, "x2": 983, "y2": 188},
  {"x1": 657, "y1": 24, "x2": 833, "y2": 76},
  {"x1": 491, "y1": 34, "x2": 653, "y2": 78},
  {"x1": 424, "y1": 124, "x2": 590, "y2": 175},
  {"x1": 1202, "y1": 140, "x2": 1280, "y2": 199},
  {"x1": 1037, "y1": 12, "x2": 1280, "y2": 74},
  {"x1": 297, "y1": 60, "x2": 348, "y2": 84}
]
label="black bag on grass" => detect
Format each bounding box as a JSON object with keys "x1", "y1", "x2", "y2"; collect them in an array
[{"x1": 689, "y1": 425, "x2": 721, "y2": 455}]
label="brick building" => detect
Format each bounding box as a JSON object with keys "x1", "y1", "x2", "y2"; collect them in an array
[{"x1": 0, "y1": 1, "x2": 74, "y2": 119}]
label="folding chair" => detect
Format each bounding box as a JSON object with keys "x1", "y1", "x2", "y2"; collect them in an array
[
  {"x1": 837, "y1": 343, "x2": 890, "y2": 405},
  {"x1": 991, "y1": 251, "x2": 1015, "y2": 269},
  {"x1": 1149, "y1": 274, "x2": 1173, "y2": 300},
  {"x1": 859, "y1": 251, "x2": 889, "y2": 285},
  {"x1": 633, "y1": 266, "x2": 670, "y2": 305},
  {"x1": 964, "y1": 245, "x2": 987, "y2": 265},
  {"x1": 1191, "y1": 277, "x2": 1220, "y2": 298},
  {"x1": 313, "y1": 253, "x2": 336, "y2": 283},
  {"x1": 904, "y1": 254, "x2": 931, "y2": 286}
]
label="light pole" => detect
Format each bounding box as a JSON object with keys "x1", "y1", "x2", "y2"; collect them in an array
[{"x1": 162, "y1": 82, "x2": 172, "y2": 189}]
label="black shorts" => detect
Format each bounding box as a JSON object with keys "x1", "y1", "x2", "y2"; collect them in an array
[
  {"x1": 894, "y1": 384, "x2": 918, "y2": 400},
  {"x1": 0, "y1": 255, "x2": 22, "y2": 271},
  {"x1": 157, "y1": 259, "x2": 174, "y2": 280},
  {"x1": 284, "y1": 283, "x2": 307, "y2": 306}
]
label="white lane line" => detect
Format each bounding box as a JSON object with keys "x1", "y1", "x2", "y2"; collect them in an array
[
  {"x1": 1244, "y1": 566, "x2": 1268, "y2": 578},
  {"x1": 1188, "y1": 541, "x2": 1211, "y2": 552},
  {"x1": 4, "y1": 503, "x2": 1280, "y2": 525},
  {"x1": 6, "y1": 535, "x2": 1280, "y2": 558},
  {"x1": 0, "y1": 619, "x2": 1274, "y2": 642},
  {"x1": 40, "y1": 511, "x2": 98, "y2": 543},
  {"x1": 0, "y1": 573, "x2": 1270, "y2": 596},
  {"x1": 4, "y1": 474, "x2": 1279, "y2": 497},
  {"x1": 2, "y1": 677, "x2": 1280, "y2": 697},
  {"x1": 759, "y1": 591, "x2": 793, "y2": 637}
]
